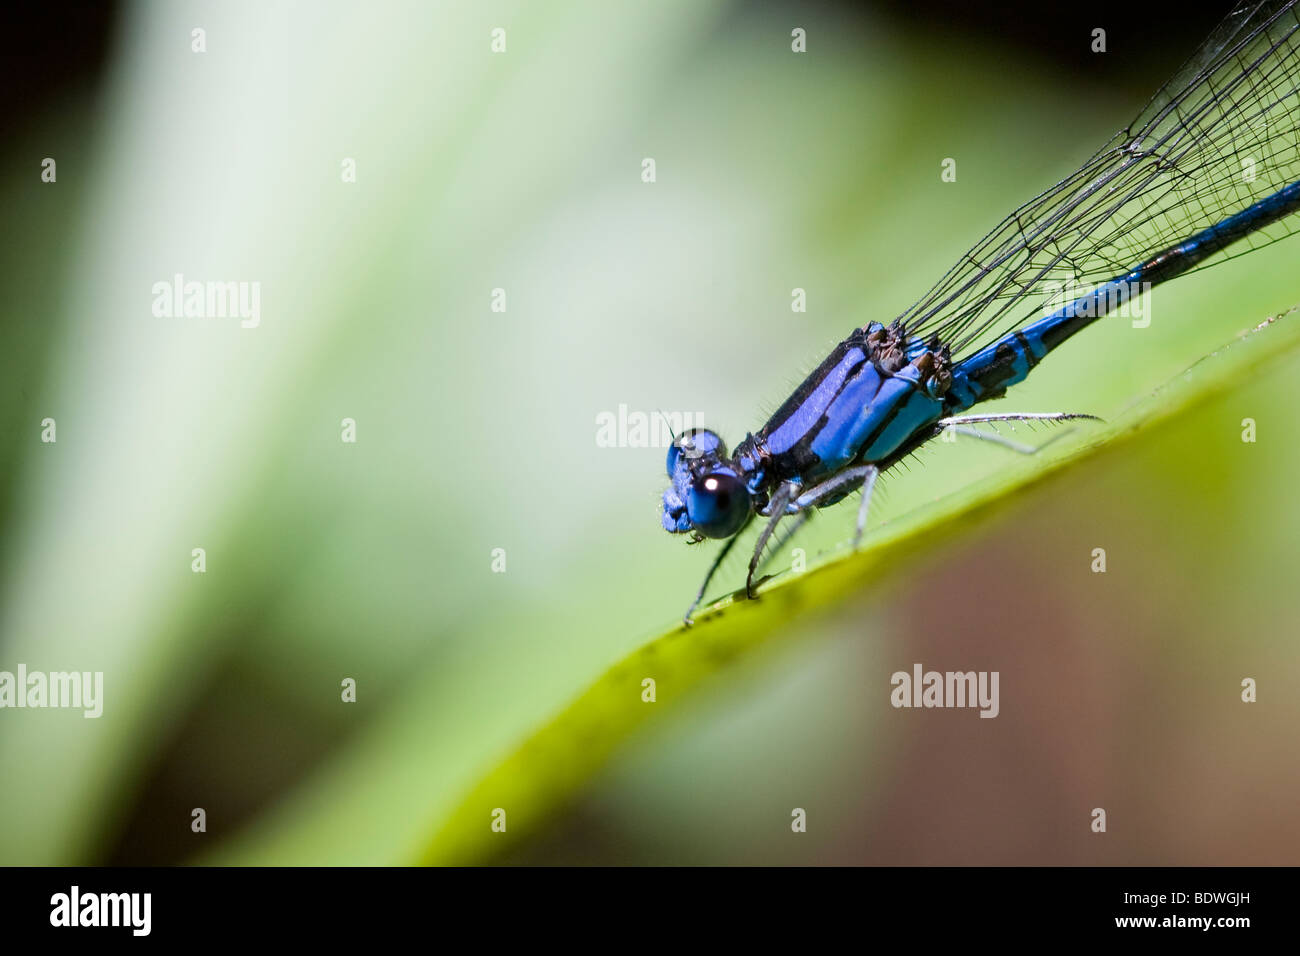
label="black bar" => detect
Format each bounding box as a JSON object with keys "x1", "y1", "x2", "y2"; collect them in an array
[{"x1": 0, "y1": 866, "x2": 1285, "y2": 942}]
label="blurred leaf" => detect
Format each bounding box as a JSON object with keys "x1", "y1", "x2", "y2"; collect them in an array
[{"x1": 418, "y1": 306, "x2": 1300, "y2": 864}]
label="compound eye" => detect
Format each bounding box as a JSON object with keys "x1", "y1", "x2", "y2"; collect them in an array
[
  {"x1": 666, "y1": 428, "x2": 727, "y2": 476},
  {"x1": 687, "y1": 471, "x2": 751, "y2": 539}
]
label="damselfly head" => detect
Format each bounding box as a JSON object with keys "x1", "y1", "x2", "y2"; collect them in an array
[{"x1": 661, "y1": 429, "x2": 754, "y2": 538}]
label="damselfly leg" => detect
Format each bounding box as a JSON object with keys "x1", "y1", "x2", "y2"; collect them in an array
[
  {"x1": 754, "y1": 510, "x2": 814, "y2": 575},
  {"x1": 687, "y1": 507, "x2": 813, "y2": 626},
  {"x1": 791, "y1": 464, "x2": 878, "y2": 511},
  {"x1": 790, "y1": 464, "x2": 881, "y2": 551},
  {"x1": 752, "y1": 462, "x2": 882, "y2": 589},
  {"x1": 937, "y1": 412, "x2": 1101, "y2": 427},
  {"x1": 744, "y1": 465, "x2": 880, "y2": 596},
  {"x1": 936, "y1": 412, "x2": 1101, "y2": 455},
  {"x1": 684, "y1": 531, "x2": 742, "y2": 626},
  {"x1": 745, "y1": 481, "x2": 798, "y2": 599},
  {"x1": 852, "y1": 466, "x2": 879, "y2": 550}
]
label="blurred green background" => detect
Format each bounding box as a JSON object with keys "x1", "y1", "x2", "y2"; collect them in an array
[{"x1": 1, "y1": 0, "x2": 1296, "y2": 865}]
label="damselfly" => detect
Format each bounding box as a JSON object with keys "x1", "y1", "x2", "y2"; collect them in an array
[{"x1": 661, "y1": 0, "x2": 1300, "y2": 623}]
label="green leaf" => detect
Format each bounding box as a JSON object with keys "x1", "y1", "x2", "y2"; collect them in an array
[{"x1": 417, "y1": 306, "x2": 1300, "y2": 865}]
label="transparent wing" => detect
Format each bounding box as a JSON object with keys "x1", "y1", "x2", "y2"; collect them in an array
[{"x1": 901, "y1": 0, "x2": 1300, "y2": 358}]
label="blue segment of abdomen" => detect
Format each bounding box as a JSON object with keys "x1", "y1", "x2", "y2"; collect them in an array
[
  {"x1": 944, "y1": 277, "x2": 1129, "y2": 412},
  {"x1": 945, "y1": 322, "x2": 1049, "y2": 412}
]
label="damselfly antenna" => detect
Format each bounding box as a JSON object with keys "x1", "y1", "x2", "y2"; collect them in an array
[{"x1": 656, "y1": 409, "x2": 678, "y2": 445}]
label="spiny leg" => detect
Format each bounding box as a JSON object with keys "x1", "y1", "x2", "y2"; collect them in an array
[
  {"x1": 936, "y1": 411, "x2": 1101, "y2": 426},
  {"x1": 792, "y1": 464, "x2": 878, "y2": 510},
  {"x1": 684, "y1": 531, "x2": 742, "y2": 626},
  {"x1": 938, "y1": 412, "x2": 1101, "y2": 455},
  {"x1": 755, "y1": 509, "x2": 814, "y2": 576},
  {"x1": 789, "y1": 462, "x2": 880, "y2": 552},
  {"x1": 746, "y1": 481, "x2": 797, "y2": 599},
  {"x1": 851, "y1": 465, "x2": 880, "y2": 551},
  {"x1": 945, "y1": 425, "x2": 1051, "y2": 455}
]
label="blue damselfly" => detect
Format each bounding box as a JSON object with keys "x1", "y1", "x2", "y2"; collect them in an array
[{"x1": 661, "y1": 0, "x2": 1300, "y2": 622}]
